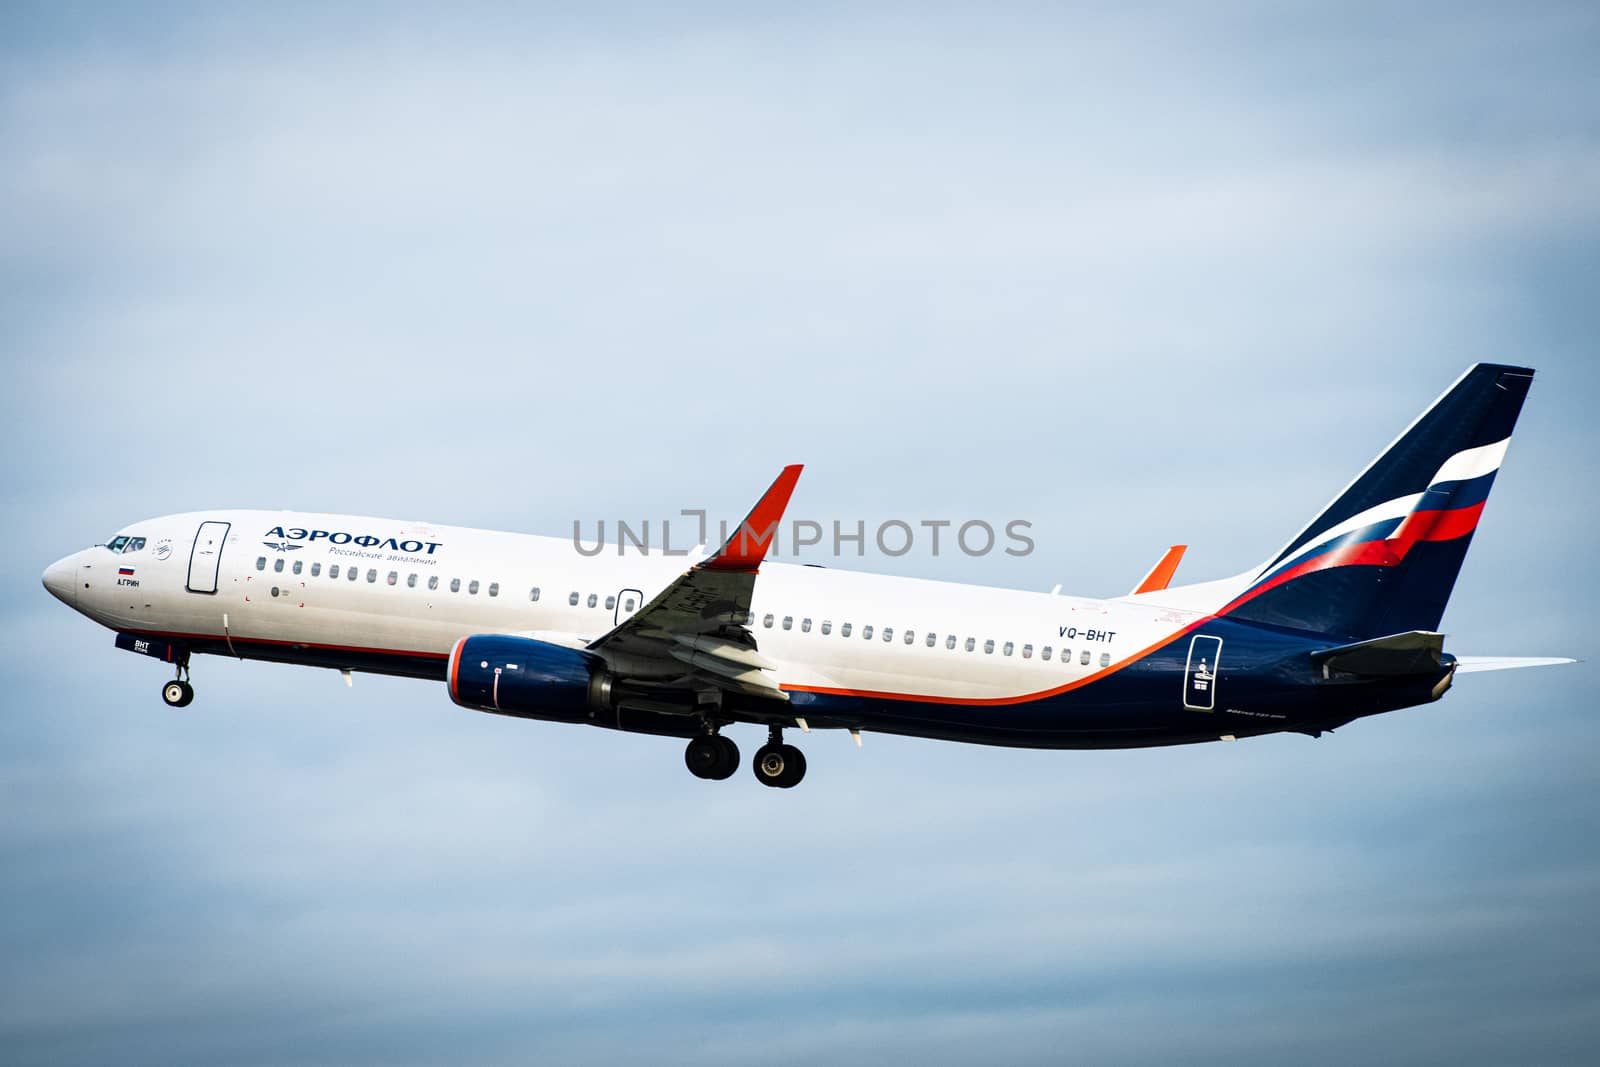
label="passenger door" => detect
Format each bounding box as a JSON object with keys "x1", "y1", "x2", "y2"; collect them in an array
[{"x1": 185, "y1": 521, "x2": 230, "y2": 594}]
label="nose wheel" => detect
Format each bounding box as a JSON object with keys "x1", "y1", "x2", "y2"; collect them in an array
[{"x1": 162, "y1": 654, "x2": 194, "y2": 707}]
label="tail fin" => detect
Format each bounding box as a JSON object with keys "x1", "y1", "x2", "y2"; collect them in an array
[{"x1": 1222, "y1": 363, "x2": 1534, "y2": 639}]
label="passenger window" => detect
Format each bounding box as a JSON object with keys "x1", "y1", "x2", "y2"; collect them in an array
[
  {"x1": 882, "y1": 628, "x2": 893, "y2": 642},
  {"x1": 469, "y1": 580, "x2": 480, "y2": 594},
  {"x1": 1061, "y1": 648, "x2": 1070, "y2": 663},
  {"x1": 273, "y1": 558, "x2": 284, "y2": 573},
  {"x1": 256, "y1": 557, "x2": 266, "y2": 571},
  {"x1": 407, "y1": 573, "x2": 417, "y2": 588},
  {"x1": 782, "y1": 616, "x2": 793, "y2": 631},
  {"x1": 587, "y1": 593, "x2": 598, "y2": 608},
  {"x1": 904, "y1": 630, "x2": 915, "y2": 645},
  {"x1": 1100, "y1": 652, "x2": 1111, "y2": 667},
  {"x1": 451, "y1": 578, "x2": 462, "y2": 593},
  {"x1": 428, "y1": 575, "x2": 439, "y2": 590},
  {"x1": 763, "y1": 614, "x2": 774, "y2": 628},
  {"x1": 925, "y1": 632, "x2": 936, "y2": 647},
  {"x1": 841, "y1": 622, "x2": 852, "y2": 637},
  {"x1": 489, "y1": 583, "x2": 499, "y2": 597},
  {"x1": 1022, "y1": 644, "x2": 1033, "y2": 659},
  {"x1": 329, "y1": 564, "x2": 340, "y2": 579},
  {"x1": 311, "y1": 563, "x2": 322, "y2": 577},
  {"x1": 984, "y1": 639, "x2": 995, "y2": 654},
  {"x1": 944, "y1": 635, "x2": 955, "y2": 650},
  {"x1": 801, "y1": 618, "x2": 812, "y2": 633},
  {"x1": 1003, "y1": 641, "x2": 1014, "y2": 656},
  {"x1": 569, "y1": 591, "x2": 580, "y2": 605},
  {"x1": 293, "y1": 560, "x2": 303, "y2": 575},
  {"x1": 605, "y1": 595, "x2": 616, "y2": 610},
  {"x1": 387, "y1": 571, "x2": 398, "y2": 586},
  {"x1": 1080, "y1": 649, "x2": 1091, "y2": 666},
  {"x1": 1042, "y1": 646, "x2": 1052, "y2": 660},
  {"x1": 624, "y1": 597, "x2": 635, "y2": 611},
  {"x1": 530, "y1": 587, "x2": 541, "y2": 602},
  {"x1": 367, "y1": 569, "x2": 378, "y2": 583},
  {"x1": 863, "y1": 625, "x2": 873, "y2": 640},
  {"x1": 821, "y1": 620, "x2": 832, "y2": 635},
  {"x1": 347, "y1": 566, "x2": 358, "y2": 581}
]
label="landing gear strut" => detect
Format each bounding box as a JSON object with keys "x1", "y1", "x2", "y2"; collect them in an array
[
  {"x1": 162, "y1": 654, "x2": 194, "y2": 708},
  {"x1": 684, "y1": 730, "x2": 740, "y2": 781},
  {"x1": 752, "y1": 725, "x2": 806, "y2": 789}
]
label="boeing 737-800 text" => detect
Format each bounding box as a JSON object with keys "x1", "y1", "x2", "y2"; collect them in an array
[{"x1": 42, "y1": 364, "x2": 1572, "y2": 788}]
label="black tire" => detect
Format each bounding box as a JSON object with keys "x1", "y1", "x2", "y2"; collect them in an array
[
  {"x1": 162, "y1": 680, "x2": 187, "y2": 707},
  {"x1": 753, "y1": 743, "x2": 788, "y2": 787},
  {"x1": 711, "y1": 735, "x2": 740, "y2": 780},
  {"x1": 176, "y1": 682, "x2": 194, "y2": 708},
  {"x1": 684, "y1": 736, "x2": 724, "y2": 779},
  {"x1": 777, "y1": 744, "x2": 806, "y2": 788}
]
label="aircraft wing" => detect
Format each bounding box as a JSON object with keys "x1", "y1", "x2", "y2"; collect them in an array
[
  {"x1": 585, "y1": 465, "x2": 802, "y2": 702},
  {"x1": 1452, "y1": 656, "x2": 1577, "y2": 673}
]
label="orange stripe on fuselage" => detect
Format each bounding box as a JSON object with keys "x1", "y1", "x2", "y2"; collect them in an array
[{"x1": 781, "y1": 616, "x2": 1214, "y2": 707}]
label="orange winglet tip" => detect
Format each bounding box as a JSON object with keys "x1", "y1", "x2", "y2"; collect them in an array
[
  {"x1": 701, "y1": 464, "x2": 804, "y2": 572},
  {"x1": 1132, "y1": 544, "x2": 1187, "y2": 595}
]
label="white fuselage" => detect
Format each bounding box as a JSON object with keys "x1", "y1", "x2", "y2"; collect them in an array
[{"x1": 50, "y1": 509, "x2": 1217, "y2": 703}]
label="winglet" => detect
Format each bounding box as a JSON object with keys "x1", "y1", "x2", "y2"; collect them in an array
[
  {"x1": 1131, "y1": 545, "x2": 1187, "y2": 596},
  {"x1": 701, "y1": 465, "x2": 803, "y2": 572}
]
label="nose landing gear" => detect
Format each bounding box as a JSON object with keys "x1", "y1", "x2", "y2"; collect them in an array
[{"x1": 162, "y1": 654, "x2": 194, "y2": 708}]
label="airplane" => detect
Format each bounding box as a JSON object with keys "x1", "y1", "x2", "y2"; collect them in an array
[{"x1": 41, "y1": 363, "x2": 1573, "y2": 789}]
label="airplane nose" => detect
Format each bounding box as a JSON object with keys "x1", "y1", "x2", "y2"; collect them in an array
[{"x1": 42, "y1": 555, "x2": 77, "y2": 607}]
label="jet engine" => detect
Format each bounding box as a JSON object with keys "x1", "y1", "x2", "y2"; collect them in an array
[
  {"x1": 448, "y1": 634, "x2": 612, "y2": 724},
  {"x1": 447, "y1": 634, "x2": 702, "y2": 738}
]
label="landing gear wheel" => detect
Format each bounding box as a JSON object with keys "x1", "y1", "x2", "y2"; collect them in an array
[
  {"x1": 162, "y1": 680, "x2": 194, "y2": 708},
  {"x1": 779, "y1": 744, "x2": 805, "y2": 786},
  {"x1": 753, "y1": 742, "x2": 807, "y2": 788},
  {"x1": 685, "y1": 735, "x2": 740, "y2": 780},
  {"x1": 713, "y1": 735, "x2": 740, "y2": 780}
]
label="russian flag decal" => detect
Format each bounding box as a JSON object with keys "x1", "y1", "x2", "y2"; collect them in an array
[{"x1": 118, "y1": 567, "x2": 135, "y2": 576}]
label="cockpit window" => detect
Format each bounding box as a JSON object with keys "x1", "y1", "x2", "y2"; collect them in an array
[
  {"x1": 125, "y1": 537, "x2": 146, "y2": 552},
  {"x1": 107, "y1": 536, "x2": 130, "y2": 552}
]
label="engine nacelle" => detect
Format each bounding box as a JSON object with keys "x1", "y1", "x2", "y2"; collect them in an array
[{"x1": 448, "y1": 634, "x2": 612, "y2": 723}]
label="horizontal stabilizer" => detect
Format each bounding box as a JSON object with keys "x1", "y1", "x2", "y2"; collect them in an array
[
  {"x1": 1312, "y1": 630, "x2": 1444, "y2": 678},
  {"x1": 1453, "y1": 656, "x2": 1577, "y2": 674}
]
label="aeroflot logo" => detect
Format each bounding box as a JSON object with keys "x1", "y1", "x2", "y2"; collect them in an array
[{"x1": 264, "y1": 526, "x2": 444, "y2": 555}]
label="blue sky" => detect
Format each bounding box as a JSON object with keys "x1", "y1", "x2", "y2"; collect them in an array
[{"x1": 3, "y1": 3, "x2": 1597, "y2": 1063}]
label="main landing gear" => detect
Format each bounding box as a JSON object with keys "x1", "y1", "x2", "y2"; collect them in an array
[
  {"x1": 753, "y1": 725, "x2": 806, "y2": 789},
  {"x1": 683, "y1": 725, "x2": 807, "y2": 788},
  {"x1": 161, "y1": 655, "x2": 194, "y2": 708},
  {"x1": 684, "y1": 732, "x2": 740, "y2": 781}
]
